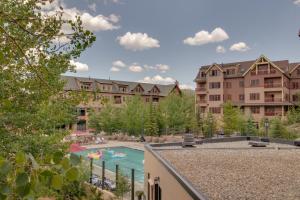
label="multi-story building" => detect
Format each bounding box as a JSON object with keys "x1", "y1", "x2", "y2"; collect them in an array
[
  {"x1": 195, "y1": 55, "x2": 300, "y2": 123},
  {"x1": 62, "y1": 75, "x2": 181, "y2": 132}
]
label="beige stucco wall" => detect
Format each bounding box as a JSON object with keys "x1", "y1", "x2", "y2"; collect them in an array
[{"x1": 144, "y1": 149, "x2": 194, "y2": 200}]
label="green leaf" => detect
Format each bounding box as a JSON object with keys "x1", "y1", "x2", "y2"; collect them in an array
[
  {"x1": 15, "y1": 152, "x2": 26, "y2": 164},
  {"x1": 0, "y1": 193, "x2": 7, "y2": 200},
  {"x1": 0, "y1": 161, "x2": 11, "y2": 179},
  {"x1": 66, "y1": 167, "x2": 79, "y2": 181},
  {"x1": 60, "y1": 157, "x2": 70, "y2": 170},
  {"x1": 53, "y1": 151, "x2": 64, "y2": 164},
  {"x1": 0, "y1": 183, "x2": 10, "y2": 195},
  {"x1": 70, "y1": 154, "x2": 80, "y2": 166},
  {"x1": 16, "y1": 183, "x2": 31, "y2": 197},
  {"x1": 51, "y1": 175, "x2": 63, "y2": 190},
  {"x1": 16, "y1": 173, "x2": 28, "y2": 187}
]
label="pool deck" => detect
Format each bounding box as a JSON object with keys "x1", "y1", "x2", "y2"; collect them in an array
[{"x1": 83, "y1": 141, "x2": 145, "y2": 151}]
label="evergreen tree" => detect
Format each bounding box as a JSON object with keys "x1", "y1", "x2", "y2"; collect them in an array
[
  {"x1": 244, "y1": 116, "x2": 258, "y2": 136},
  {"x1": 270, "y1": 117, "x2": 287, "y2": 138},
  {"x1": 223, "y1": 102, "x2": 244, "y2": 136},
  {"x1": 144, "y1": 103, "x2": 159, "y2": 136},
  {"x1": 203, "y1": 112, "x2": 216, "y2": 138}
]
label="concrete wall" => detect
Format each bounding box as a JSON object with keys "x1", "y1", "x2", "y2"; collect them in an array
[{"x1": 144, "y1": 149, "x2": 194, "y2": 200}]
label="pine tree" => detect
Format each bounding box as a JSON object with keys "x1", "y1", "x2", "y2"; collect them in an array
[
  {"x1": 244, "y1": 116, "x2": 258, "y2": 136},
  {"x1": 144, "y1": 103, "x2": 159, "y2": 136},
  {"x1": 270, "y1": 118, "x2": 287, "y2": 138}
]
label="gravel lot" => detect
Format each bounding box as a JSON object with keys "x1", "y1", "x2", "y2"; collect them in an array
[{"x1": 158, "y1": 143, "x2": 300, "y2": 200}]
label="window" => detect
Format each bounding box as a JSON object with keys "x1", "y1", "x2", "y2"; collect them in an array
[
  {"x1": 292, "y1": 82, "x2": 299, "y2": 89},
  {"x1": 250, "y1": 107, "x2": 260, "y2": 114},
  {"x1": 200, "y1": 72, "x2": 206, "y2": 77},
  {"x1": 209, "y1": 82, "x2": 221, "y2": 89},
  {"x1": 226, "y1": 68, "x2": 235, "y2": 75},
  {"x1": 81, "y1": 82, "x2": 91, "y2": 90},
  {"x1": 297, "y1": 69, "x2": 300, "y2": 75},
  {"x1": 153, "y1": 97, "x2": 159, "y2": 102},
  {"x1": 209, "y1": 107, "x2": 221, "y2": 114},
  {"x1": 119, "y1": 86, "x2": 127, "y2": 92},
  {"x1": 146, "y1": 97, "x2": 150, "y2": 102},
  {"x1": 114, "y1": 96, "x2": 122, "y2": 104},
  {"x1": 250, "y1": 79, "x2": 260, "y2": 87},
  {"x1": 77, "y1": 120, "x2": 86, "y2": 131},
  {"x1": 293, "y1": 95, "x2": 299, "y2": 102},
  {"x1": 250, "y1": 93, "x2": 260, "y2": 100},
  {"x1": 224, "y1": 82, "x2": 232, "y2": 88},
  {"x1": 78, "y1": 108, "x2": 86, "y2": 116},
  {"x1": 225, "y1": 94, "x2": 232, "y2": 101},
  {"x1": 209, "y1": 95, "x2": 221, "y2": 101},
  {"x1": 239, "y1": 80, "x2": 244, "y2": 87},
  {"x1": 210, "y1": 69, "x2": 219, "y2": 77},
  {"x1": 135, "y1": 86, "x2": 144, "y2": 93},
  {"x1": 239, "y1": 94, "x2": 244, "y2": 101}
]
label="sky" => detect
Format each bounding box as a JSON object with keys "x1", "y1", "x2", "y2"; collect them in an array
[{"x1": 48, "y1": 0, "x2": 300, "y2": 89}]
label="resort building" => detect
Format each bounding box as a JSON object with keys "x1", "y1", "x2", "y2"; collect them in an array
[
  {"x1": 62, "y1": 76, "x2": 181, "y2": 132},
  {"x1": 144, "y1": 138, "x2": 300, "y2": 200},
  {"x1": 195, "y1": 55, "x2": 300, "y2": 123}
]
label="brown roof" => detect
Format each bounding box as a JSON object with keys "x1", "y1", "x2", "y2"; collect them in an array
[{"x1": 195, "y1": 56, "x2": 299, "y2": 80}]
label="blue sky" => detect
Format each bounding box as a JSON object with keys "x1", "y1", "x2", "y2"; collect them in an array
[{"x1": 53, "y1": 0, "x2": 300, "y2": 89}]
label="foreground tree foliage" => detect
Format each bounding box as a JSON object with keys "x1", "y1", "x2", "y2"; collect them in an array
[
  {"x1": 222, "y1": 102, "x2": 245, "y2": 136},
  {"x1": 0, "y1": 0, "x2": 100, "y2": 198}
]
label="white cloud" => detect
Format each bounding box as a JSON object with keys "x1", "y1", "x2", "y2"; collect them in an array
[
  {"x1": 179, "y1": 84, "x2": 194, "y2": 90},
  {"x1": 216, "y1": 45, "x2": 226, "y2": 53},
  {"x1": 129, "y1": 64, "x2": 143, "y2": 72},
  {"x1": 144, "y1": 64, "x2": 170, "y2": 73},
  {"x1": 117, "y1": 32, "x2": 160, "y2": 51},
  {"x1": 230, "y1": 42, "x2": 250, "y2": 52},
  {"x1": 88, "y1": 3, "x2": 96, "y2": 12},
  {"x1": 41, "y1": 2, "x2": 120, "y2": 32},
  {"x1": 70, "y1": 60, "x2": 89, "y2": 71},
  {"x1": 139, "y1": 75, "x2": 175, "y2": 85},
  {"x1": 110, "y1": 66, "x2": 120, "y2": 72},
  {"x1": 183, "y1": 27, "x2": 229, "y2": 46},
  {"x1": 112, "y1": 60, "x2": 126, "y2": 68},
  {"x1": 294, "y1": 0, "x2": 300, "y2": 5}
]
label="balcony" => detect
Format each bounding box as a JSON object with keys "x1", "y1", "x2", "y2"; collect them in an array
[
  {"x1": 265, "y1": 111, "x2": 283, "y2": 116},
  {"x1": 197, "y1": 100, "x2": 207, "y2": 104},
  {"x1": 265, "y1": 98, "x2": 282, "y2": 103},
  {"x1": 195, "y1": 87, "x2": 207, "y2": 94},
  {"x1": 264, "y1": 83, "x2": 282, "y2": 88},
  {"x1": 251, "y1": 69, "x2": 277, "y2": 76}
]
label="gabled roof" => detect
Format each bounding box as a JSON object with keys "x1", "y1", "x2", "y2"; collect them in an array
[
  {"x1": 289, "y1": 63, "x2": 300, "y2": 74},
  {"x1": 195, "y1": 55, "x2": 297, "y2": 81},
  {"x1": 242, "y1": 55, "x2": 285, "y2": 76},
  {"x1": 205, "y1": 63, "x2": 224, "y2": 73},
  {"x1": 61, "y1": 75, "x2": 179, "y2": 97}
]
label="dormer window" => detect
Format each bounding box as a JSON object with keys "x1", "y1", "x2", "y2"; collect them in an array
[
  {"x1": 134, "y1": 85, "x2": 144, "y2": 93},
  {"x1": 150, "y1": 86, "x2": 160, "y2": 94},
  {"x1": 201, "y1": 72, "x2": 206, "y2": 77},
  {"x1": 226, "y1": 68, "x2": 235, "y2": 75},
  {"x1": 81, "y1": 82, "x2": 91, "y2": 90},
  {"x1": 119, "y1": 86, "x2": 127, "y2": 92},
  {"x1": 210, "y1": 70, "x2": 220, "y2": 77}
]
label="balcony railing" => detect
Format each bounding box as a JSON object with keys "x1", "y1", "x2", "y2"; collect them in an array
[
  {"x1": 265, "y1": 112, "x2": 282, "y2": 116},
  {"x1": 196, "y1": 87, "x2": 206, "y2": 92},
  {"x1": 265, "y1": 98, "x2": 282, "y2": 102},
  {"x1": 197, "y1": 100, "x2": 207, "y2": 104},
  {"x1": 251, "y1": 69, "x2": 277, "y2": 76},
  {"x1": 264, "y1": 83, "x2": 282, "y2": 88}
]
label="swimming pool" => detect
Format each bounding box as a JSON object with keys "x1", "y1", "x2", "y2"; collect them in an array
[{"x1": 75, "y1": 147, "x2": 144, "y2": 183}]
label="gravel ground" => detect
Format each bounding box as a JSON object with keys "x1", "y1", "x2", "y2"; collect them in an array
[{"x1": 159, "y1": 146, "x2": 300, "y2": 200}]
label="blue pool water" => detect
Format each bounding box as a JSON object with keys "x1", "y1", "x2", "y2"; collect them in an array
[{"x1": 75, "y1": 147, "x2": 144, "y2": 183}]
